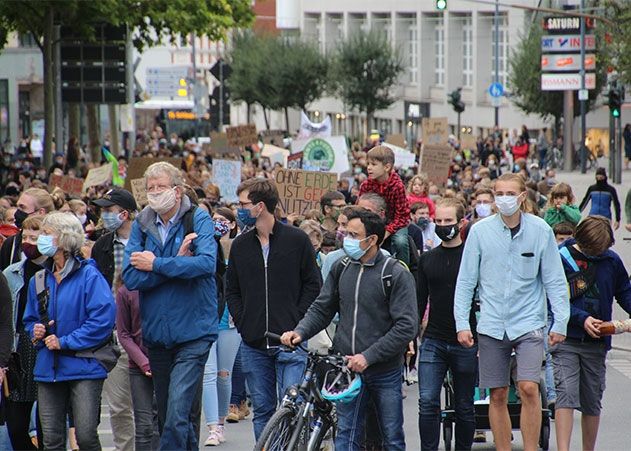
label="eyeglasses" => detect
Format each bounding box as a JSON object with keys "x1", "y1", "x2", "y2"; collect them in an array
[{"x1": 238, "y1": 201, "x2": 254, "y2": 208}]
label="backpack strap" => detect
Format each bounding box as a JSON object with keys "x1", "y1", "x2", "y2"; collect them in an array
[
  {"x1": 34, "y1": 269, "x2": 51, "y2": 336},
  {"x1": 380, "y1": 257, "x2": 398, "y2": 302},
  {"x1": 182, "y1": 206, "x2": 198, "y2": 237},
  {"x1": 559, "y1": 246, "x2": 580, "y2": 272}
]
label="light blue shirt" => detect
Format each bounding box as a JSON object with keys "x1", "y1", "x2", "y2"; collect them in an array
[
  {"x1": 454, "y1": 213, "x2": 570, "y2": 340},
  {"x1": 156, "y1": 214, "x2": 177, "y2": 244}
]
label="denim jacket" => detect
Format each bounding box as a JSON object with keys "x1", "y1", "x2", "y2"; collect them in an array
[{"x1": 3, "y1": 260, "x2": 25, "y2": 352}]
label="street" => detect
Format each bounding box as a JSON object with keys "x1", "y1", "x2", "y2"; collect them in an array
[{"x1": 96, "y1": 170, "x2": 631, "y2": 450}]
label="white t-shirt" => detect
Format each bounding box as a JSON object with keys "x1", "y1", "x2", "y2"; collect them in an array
[{"x1": 30, "y1": 138, "x2": 43, "y2": 158}]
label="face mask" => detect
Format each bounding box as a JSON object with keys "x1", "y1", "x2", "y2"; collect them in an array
[
  {"x1": 454, "y1": 155, "x2": 463, "y2": 163},
  {"x1": 22, "y1": 242, "x2": 41, "y2": 260},
  {"x1": 147, "y1": 188, "x2": 177, "y2": 215},
  {"x1": 102, "y1": 212, "x2": 125, "y2": 232},
  {"x1": 343, "y1": 236, "x2": 371, "y2": 260},
  {"x1": 237, "y1": 207, "x2": 257, "y2": 227},
  {"x1": 37, "y1": 234, "x2": 58, "y2": 257},
  {"x1": 14, "y1": 209, "x2": 30, "y2": 229},
  {"x1": 171, "y1": 138, "x2": 177, "y2": 145},
  {"x1": 475, "y1": 203, "x2": 492, "y2": 218},
  {"x1": 435, "y1": 224, "x2": 460, "y2": 242},
  {"x1": 417, "y1": 218, "x2": 430, "y2": 229},
  {"x1": 495, "y1": 195, "x2": 521, "y2": 216},
  {"x1": 76, "y1": 214, "x2": 87, "y2": 225},
  {"x1": 213, "y1": 219, "x2": 230, "y2": 237}
]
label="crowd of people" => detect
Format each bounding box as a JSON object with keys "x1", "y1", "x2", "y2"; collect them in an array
[{"x1": 0, "y1": 124, "x2": 630, "y2": 451}]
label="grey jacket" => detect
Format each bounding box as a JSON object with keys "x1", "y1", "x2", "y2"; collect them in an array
[{"x1": 295, "y1": 251, "x2": 418, "y2": 375}]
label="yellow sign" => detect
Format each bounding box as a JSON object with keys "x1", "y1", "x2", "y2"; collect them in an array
[{"x1": 167, "y1": 111, "x2": 196, "y2": 120}]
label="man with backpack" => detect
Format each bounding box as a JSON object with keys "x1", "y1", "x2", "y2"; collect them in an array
[
  {"x1": 281, "y1": 209, "x2": 418, "y2": 450},
  {"x1": 123, "y1": 162, "x2": 218, "y2": 451}
]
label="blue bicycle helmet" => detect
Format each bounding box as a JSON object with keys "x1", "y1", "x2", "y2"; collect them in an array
[{"x1": 321, "y1": 367, "x2": 362, "y2": 403}]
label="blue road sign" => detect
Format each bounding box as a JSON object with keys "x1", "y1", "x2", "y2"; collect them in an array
[{"x1": 489, "y1": 82, "x2": 504, "y2": 98}]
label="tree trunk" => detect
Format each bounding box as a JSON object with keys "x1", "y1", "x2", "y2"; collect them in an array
[
  {"x1": 87, "y1": 104, "x2": 101, "y2": 163},
  {"x1": 68, "y1": 103, "x2": 80, "y2": 142},
  {"x1": 365, "y1": 110, "x2": 374, "y2": 140},
  {"x1": 284, "y1": 107, "x2": 290, "y2": 133},
  {"x1": 262, "y1": 107, "x2": 270, "y2": 130},
  {"x1": 108, "y1": 104, "x2": 121, "y2": 156},
  {"x1": 42, "y1": 6, "x2": 55, "y2": 168},
  {"x1": 246, "y1": 103, "x2": 251, "y2": 123}
]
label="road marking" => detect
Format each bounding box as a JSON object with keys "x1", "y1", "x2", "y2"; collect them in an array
[{"x1": 609, "y1": 360, "x2": 631, "y2": 380}]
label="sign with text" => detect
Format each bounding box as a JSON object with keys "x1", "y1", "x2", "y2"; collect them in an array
[
  {"x1": 543, "y1": 16, "x2": 594, "y2": 34},
  {"x1": 287, "y1": 152, "x2": 303, "y2": 169},
  {"x1": 460, "y1": 134, "x2": 477, "y2": 151},
  {"x1": 292, "y1": 136, "x2": 350, "y2": 175},
  {"x1": 541, "y1": 34, "x2": 596, "y2": 52},
  {"x1": 541, "y1": 54, "x2": 596, "y2": 72},
  {"x1": 274, "y1": 169, "x2": 338, "y2": 216},
  {"x1": 212, "y1": 160, "x2": 242, "y2": 204},
  {"x1": 419, "y1": 144, "x2": 452, "y2": 187},
  {"x1": 421, "y1": 117, "x2": 449, "y2": 146},
  {"x1": 386, "y1": 134, "x2": 406, "y2": 148},
  {"x1": 209, "y1": 132, "x2": 241, "y2": 156},
  {"x1": 83, "y1": 163, "x2": 113, "y2": 192},
  {"x1": 226, "y1": 124, "x2": 257, "y2": 147},
  {"x1": 125, "y1": 157, "x2": 183, "y2": 190},
  {"x1": 130, "y1": 178, "x2": 147, "y2": 207},
  {"x1": 541, "y1": 73, "x2": 596, "y2": 91},
  {"x1": 49, "y1": 174, "x2": 84, "y2": 197}
]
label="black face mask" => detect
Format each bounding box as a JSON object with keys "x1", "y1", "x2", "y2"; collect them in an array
[
  {"x1": 435, "y1": 223, "x2": 460, "y2": 242},
  {"x1": 14, "y1": 209, "x2": 31, "y2": 229}
]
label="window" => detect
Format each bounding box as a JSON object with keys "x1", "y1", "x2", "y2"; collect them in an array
[
  {"x1": 492, "y1": 15, "x2": 509, "y2": 87},
  {"x1": 304, "y1": 14, "x2": 322, "y2": 51},
  {"x1": 0, "y1": 80, "x2": 9, "y2": 144},
  {"x1": 325, "y1": 14, "x2": 344, "y2": 55},
  {"x1": 462, "y1": 18, "x2": 473, "y2": 87},
  {"x1": 407, "y1": 20, "x2": 418, "y2": 85},
  {"x1": 18, "y1": 33, "x2": 37, "y2": 48},
  {"x1": 434, "y1": 22, "x2": 445, "y2": 86}
]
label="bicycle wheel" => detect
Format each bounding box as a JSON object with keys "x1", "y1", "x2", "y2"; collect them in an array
[{"x1": 254, "y1": 406, "x2": 302, "y2": 451}]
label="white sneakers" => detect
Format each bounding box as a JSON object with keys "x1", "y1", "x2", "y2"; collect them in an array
[{"x1": 204, "y1": 425, "x2": 226, "y2": 447}]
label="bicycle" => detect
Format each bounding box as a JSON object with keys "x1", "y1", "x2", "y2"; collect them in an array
[{"x1": 253, "y1": 332, "x2": 350, "y2": 451}]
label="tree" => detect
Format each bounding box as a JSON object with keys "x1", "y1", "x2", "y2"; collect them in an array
[
  {"x1": 508, "y1": 20, "x2": 608, "y2": 136},
  {"x1": 329, "y1": 30, "x2": 404, "y2": 136},
  {"x1": 603, "y1": 1, "x2": 631, "y2": 85}
]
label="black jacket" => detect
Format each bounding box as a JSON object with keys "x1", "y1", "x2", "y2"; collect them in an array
[
  {"x1": 0, "y1": 232, "x2": 22, "y2": 271},
  {"x1": 92, "y1": 231, "x2": 117, "y2": 287},
  {"x1": 226, "y1": 220, "x2": 322, "y2": 349}
]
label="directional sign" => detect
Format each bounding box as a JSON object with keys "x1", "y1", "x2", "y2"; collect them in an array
[
  {"x1": 488, "y1": 82, "x2": 504, "y2": 98},
  {"x1": 146, "y1": 66, "x2": 189, "y2": 98},
  {"x1": 541, "y1": 73, "x2": 596, "y2": 91},
  {"x1": 541, "y1": 34, "x2": 596, "y2": 53}
]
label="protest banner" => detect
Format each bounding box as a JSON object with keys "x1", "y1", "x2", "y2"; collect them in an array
[
  {"x1": 287, "y1": 152, "x2": 303, "y2": 169},
  {"x1": 82, "y1": 163, "x2": 113, "y2": 192},
  {"x1": 275, "y1": 168, "x2": 338, "y2": 216},
  {"x1": 421, "y1": 117, "x2": 449, "y2": 146},
  {"x1": 130, "y1": 178, "x2": 147, "y2": 207},
  {"x1": 212, "y1": 159, "x2": 242, "y2": 204},
  {"x1": 298, "y1": 111, "x2": 332, "y2": 139},
  {"x1": 124, "y1": 157, "x2": 182, "y2": 190},
  {"x1": 209, "y1": 132, "x2": 241, "y2": 156},
  {"x1": 292, "y1": 135, "x2": 350, "y2": 175},
  {"x1": 419, "y1": 144, "x2": 452, "y2": 186},
  {"x1": 226, "y1": 124, "x2": 257, "y2": 147},
  {"x1": 49, "y1": 174, "x2": 84, "y2": 197},
  {"x1": 386, "y1": 134, "x2": 406, "y2": 148}
]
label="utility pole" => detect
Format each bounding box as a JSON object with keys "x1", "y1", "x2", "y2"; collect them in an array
[
  {"x1": 579, "y1": 0, "x2": 587, "y2": 173},
  {"x1": 125, "y1": 24, "x2": 135, "y2": 159},
  {"x1": 219, "y1": 59, "x2": 224, "y2": 132},
  {"x1": 54, "y1": 25, "x2": 64, "y2": 159},
  {"x1": 563, "y1": 91, "x2": 573, "y2": 171},
  {"x1": 191, "y1": 33, "x2": 199, "y2": 142},
  {"x1": 494, "y1": 0, "x2": 499, "y2": 127}
]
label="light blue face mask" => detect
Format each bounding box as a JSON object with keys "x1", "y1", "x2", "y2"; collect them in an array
[
  {"x1": 37, "y1": 234, "x2": 58, "y2": 257},
  {"x1": 343, "y1": 236, "x2": 370, "y2": 260},
  {"x1": 101, "y1": 212, "x2": 124, "y2": 232}
]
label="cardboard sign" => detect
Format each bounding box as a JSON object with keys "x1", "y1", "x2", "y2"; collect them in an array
[
  {"x1": 130, "y1": 178, "x2": 147, "y2": 207},
  {"x1": 460, "y1": 134, "x2": 477, "y2": 151},
  {"x1": 261, "y1": 129, "x2": 285, "y2": 147},
  {"x1": 292, "y1": 136, "x2": 350, "y2": 175},
  {"x1": 421, "y1": 117, "x2": 449, "y2": 146},
  {"x1": 83, "y1": 163, "x2": 113, "y2": 192},
  {"x1": 386, "y1": 134, "x2": 406, "y2": 148},
  {"x1": 274, "y1": 169, "x2": 338, "y2": 216},
  {"x1": 419, "y1": 144, "x2": 452, "y2": 186},
  {"x1": 49, "y1": 174, "x2": 84, "y2": 197},
  {"x1": 124, "y1": 157, "x2": 182, "y2": 190},
  {"x1": 287, "y1": 152, "x2": 303, "y2": 169},
  {"x1": 209, "y1": 132, "x2": 241, "y2": 156},
  {"x1": 212, "y1": 160, "x2": 242, "y2": 204},
  {"x1": 226, "y1": 124, "x2": 257, "y2": 147}
]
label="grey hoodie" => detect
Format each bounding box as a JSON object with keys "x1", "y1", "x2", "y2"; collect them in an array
[{"x1": 295, "y1": 251, "x2": 418, "y2": 375}]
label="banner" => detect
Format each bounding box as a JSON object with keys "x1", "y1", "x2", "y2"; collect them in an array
[
  {"x1": 130, "y1": 178, "x2": 148, "y2": 207},
  {"x1": 384, "y1": 143, "x2": 416, "y2": 169},
  {"x1": 83, "y1": 163, "x2": 113, "y2": 192},
  {"x1": 125, "y1": 157, "x2": 182, "y2": 190},
  {"x1": 49, "y1": 174, "x2": 84, "y2": 197},
  {"x1": 419, "y1": 144, "x2": 452, "y2": 187},
  {"x1": 274, "y1": 168, "x2": 338, "y2": 216},
  {"x1": 212, "y1": 160, "x2": 242, "y2": 204},
  {"x1": 226, "y1": 124, "x2": 257, "y2": 147},
  {"x1": 292, "y1": 136, "x2": 350, "y2": 175},
  {"x1": 298, "y1": 111, "x2": 332, "y2": 139},
  {"x1": 421, "y1": 117, "x2": 449, "y2": 146},
  {"x1": 287, "y1": 152, "x2": 303, "y2": 169}
]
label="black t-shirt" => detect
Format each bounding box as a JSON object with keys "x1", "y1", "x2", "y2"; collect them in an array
[{"x1": 417, "y1": 243, "x2": 477, "y2": 344}]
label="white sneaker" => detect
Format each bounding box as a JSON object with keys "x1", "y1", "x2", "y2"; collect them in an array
[
  {"x1": 205, "y1": 431, "x2": 220, "y2": 446},
  {"x1": 216, "y1": 425, "x2": 226, "y2": 443}
]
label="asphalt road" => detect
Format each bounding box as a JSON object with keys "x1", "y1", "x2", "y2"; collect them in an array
[{"x1": 96, "y1": 169, "x2": 631, "y2": 450}]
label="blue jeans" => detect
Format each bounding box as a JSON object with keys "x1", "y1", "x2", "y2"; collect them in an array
[
  {"x1": 240, "y1": 342, "x2": 307, "y2": 440},
  {"x1": 0, "y1": 424, "x2": 13, "y2": 451},
  {"x1": 418, "y1": 338, "x2": 477, "y2": 451},
  {"x1": 129, "y1": 367, "x2": 160, "y2": 451},
  {"x1": 202, "y1": 328, "x2": 242, "y2": 425},
  {"x1": 230, "y1": 345, "x2": 247, "y2": 405},
  {"x1": 335, "y1": 366, "x2": 405, "y2": 451},
  {"x1": 148, "y1": 337, "x2": 212, "y2": 451}
]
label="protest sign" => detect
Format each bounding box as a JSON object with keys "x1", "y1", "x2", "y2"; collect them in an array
[
  {"x1": 292, "y1": 136, "x2": 350, "y2": 175},
  {"x1": 384, "y1": 143, "x2": 416, "y2": 169},
  {"x1": 419, "y1": 144, "x2": 452, "y2": 186},
  {"x1": 298, "y1": 111, "x2": 332, "y2": 139},
  {"x1": 421, "y1": 117, "x2": 449, "y2": 146},
  {"x1": 386, "y1": 134, "x2": 406, "y2": 148},
  {"x1": 83, "y1": 163, "x2": 113, "y2": 192},
  {"x1": 49, "y1": 174, "x2": 84, "y2": 197},
  {"x1": 130, "y1": 178, "x2": 147, "y2": 207},
  {"x1": 287, "y1": 152, "x2": 303, "y2": 169},
  {"x1": 261, "y1": 129, "x2": 285, "y2": 147},
  {"x1": 226, "y1": 124, "x2": 257, "y2": 147},
  {"x1": 460, "y1": 134, "x2": 477, "y2": 151},
  {"x1": 275, "y1": 169, "x2": 338, "y2": 216},
  {"x1": 212, "y1": 160, "x2": 242, "y2": 204},
  {"x1": 124, "y1": 157, "x2": 182, "y2": 190},
  {"x1": 209, "y1": 132, "x2": 241, "y2": 156}
]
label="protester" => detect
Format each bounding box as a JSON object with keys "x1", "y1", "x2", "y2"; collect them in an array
[
  {"x1": 23, "y1": 212, "x2": 116, "y2": 450},
  {"x1": 320, "y1": 190, "x2": 346, "y2": 233},
  {"x1": 123, "y1": 161, "x2": 218, "y2": 450},
  {"x1": 409, "y1": 201, "x2": 440, "y2": 252},
  {"x1": 407, "y1": 175, "x2": 435, "y2": 218},
  {"x1": 0, "y1": 273, "x2": 13, "y2": 451},
  {"x1": 544, "y1": 182, "x2": 582, "y2": 228},
  {"x1": 455, "y1": 173, "x2": 570, "y2": 451},
  {"x1": 281, "y1": 208, "x2": 418, "y2": 450},
  {"x1": 578, "y1": 168, "x2": 621, "y2": 229}
]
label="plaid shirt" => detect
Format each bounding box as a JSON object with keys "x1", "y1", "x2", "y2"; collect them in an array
[
  {"x1": 112, "y1": 236, "x2": 126, "y2": 296},
  {"x1": 359, "y1": 171, "x2": 410, "y2": 235}
]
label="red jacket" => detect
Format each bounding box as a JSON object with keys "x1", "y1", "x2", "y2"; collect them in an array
[
  {"x1": 512, "y1": 143, "x2": 529, "y2": 160},
  {"x1": 407, "y1": 194, "x2": 436, "y2": 219},
  {"x1": 359, "y1": 172, "x2": 410, "y2": 235}
]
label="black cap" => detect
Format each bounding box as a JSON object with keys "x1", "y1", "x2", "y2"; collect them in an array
[
  {"x1": 596, "y1": 167, "x2": 607, "y2": 177},
  {"x1": 93, "y1": 188, "x2": 138, "y2": 212}
]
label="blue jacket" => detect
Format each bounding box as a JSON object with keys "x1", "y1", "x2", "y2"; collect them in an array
[
  {"x1": 22, "y1": 258, "x2": 116, "y2": 382},
  {"x1": 559, "y1": 239, "x2": 631, "y2": 350},
  {"x1": 122, "y1": 196, "x2": 217, "y2": 348}
]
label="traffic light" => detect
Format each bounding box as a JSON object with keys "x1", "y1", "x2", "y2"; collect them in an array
[
  {"x1": 608, "y1": 87, "x2": 622, "y2": 118},
  {"x1": 448, "y1": 88, "x2": 465, "y2": 114},
  {"x1": 436, "y1": 0, "x2": 447, "y2": 10}
]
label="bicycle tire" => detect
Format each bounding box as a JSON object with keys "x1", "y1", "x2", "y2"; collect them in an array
[{"x1": 254, "y1": 406, "x2": 304, "y2": 451}]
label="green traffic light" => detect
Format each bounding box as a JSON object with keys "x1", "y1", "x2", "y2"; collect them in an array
[
  {"x1": 613, "y1": 108, "x2": 620, "y2": 118},
  {"x1": 436, "y1": 0, "x2": 447, "y2": 10}
]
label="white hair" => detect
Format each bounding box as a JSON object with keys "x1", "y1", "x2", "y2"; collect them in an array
[
  {"x1": 144, "y1": 162, "x2": 184, "y2": 187},
  {"x1": 42, "y1": 212, "x2": 85, "y2": 255}
]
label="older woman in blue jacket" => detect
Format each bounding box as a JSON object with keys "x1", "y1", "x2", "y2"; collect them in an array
[{"x1": 23, "y1": 212, "x2": 115, "y2": 451}]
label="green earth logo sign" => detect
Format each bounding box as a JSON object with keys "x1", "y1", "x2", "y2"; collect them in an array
[{"x1": 303, "y1": 138, "x2": 335, "y2": 171}]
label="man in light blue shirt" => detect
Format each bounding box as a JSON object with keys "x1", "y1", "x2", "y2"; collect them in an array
[{"x1": 454, "y1": 173, "x2": 569, "y2": 451}]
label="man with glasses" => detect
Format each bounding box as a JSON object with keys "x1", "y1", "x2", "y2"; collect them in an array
[
  {"x1": 320, "y1": 190, "x2": 346, "y2": 232},
  {"x1": 123, "y1": 162, "x2": 218, "y2": 450},
  {"x1": 226, "y1": 178, "x2": 321, "y2": 440}
]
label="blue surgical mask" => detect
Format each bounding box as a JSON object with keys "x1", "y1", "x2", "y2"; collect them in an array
[
  {"x1": 417, "y1": 218, "x2": 430, "y2": 229},
  {"x1": 102, "y1": 212, "x2": 124, "y2": 232},
  {"x1": 37, "y1": 234, "x2": 58, "y2": 257},
  {"x1": 237, "y1": 208, "x2": 257, "y2": 227},
  {"x1": 343, "y1": 236, "x2": 370, "y2": 260},
  {"x1": 475, "y1": 203, "x2": 492, "y2": 218}
]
